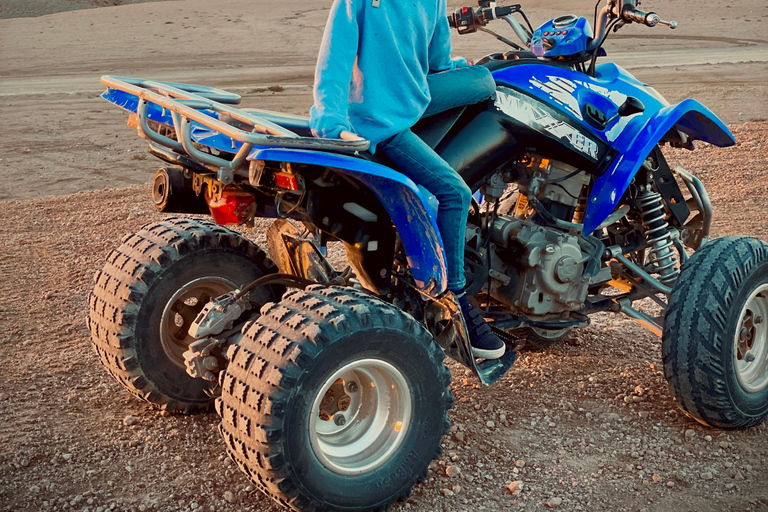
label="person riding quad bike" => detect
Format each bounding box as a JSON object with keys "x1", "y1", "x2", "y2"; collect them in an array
[{"x1": 310, "y1": 0, "x2": 505, "y2": 359}]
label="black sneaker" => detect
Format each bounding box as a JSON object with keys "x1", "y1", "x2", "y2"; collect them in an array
[{"x1": 455, "y1": 291, "x2": 506, "y2": 359}]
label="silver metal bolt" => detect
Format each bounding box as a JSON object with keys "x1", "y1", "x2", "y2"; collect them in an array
[
  {"x1": 333, "y1": 414, "x2": 346, "y2": 426},
  {"x1": 755, "y1": 316, "x2": 763, "y2": 325},
  {"x1": 346, "y1": 381, "x2": 359, "y2": 393},
  {"x1": 739, "y1": 327, "x2": 750, "y2": 342},
  {"x1": 745, "y1": 353, "x2": 756, "y2": 363}
]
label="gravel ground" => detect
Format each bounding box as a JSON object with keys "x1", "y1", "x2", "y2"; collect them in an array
[{"x1": 0, "y1": 123, "x2": 766, "y2": 512}]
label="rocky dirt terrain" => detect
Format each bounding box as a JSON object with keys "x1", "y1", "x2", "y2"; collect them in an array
[
  {"x1": 1, "y1": 1, "x2": 768, "y2": 512},
  {"x1": 1, "y1": 124, "x2": 766, "y2": 512}
]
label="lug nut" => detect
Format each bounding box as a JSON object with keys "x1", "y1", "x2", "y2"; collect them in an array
[
  {"x1": 333, "y1": 414, "x2": 346, "y2": 426},
  {"x1": 346, "y1": 381, "x2": 359, "y2": 393},
  {"x1": 755, "y1": 316, "x2": 763, "y2": 325},
  {"x1": 745, "y1": 353, "x2": 756, "y2": 363}
]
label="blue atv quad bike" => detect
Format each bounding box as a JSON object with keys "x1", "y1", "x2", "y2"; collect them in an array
[{"x1": 88, "y1": 1, "x2": 768, "y2": 510}]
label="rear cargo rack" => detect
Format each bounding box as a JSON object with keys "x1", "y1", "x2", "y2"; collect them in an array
[{"x1": 101, "y1": 76, "x2": 370, "y2": 180}]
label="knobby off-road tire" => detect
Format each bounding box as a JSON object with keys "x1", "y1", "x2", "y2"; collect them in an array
[
  {"x1": 518, "y1": 326, "x2": 572, "y2": 351},
  {"x1": 87, "y1": 217, "x2": 279, "y2": 413},
  {"x1": 218, "y1": 285, "x2": 453, "y2": 512},
  {"x1": 663, "y1": 236, "x2": 768, "y2": 429}
]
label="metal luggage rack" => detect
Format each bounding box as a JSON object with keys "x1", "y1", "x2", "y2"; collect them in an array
[{"x1": 101, "y1": 76, "x2": 370, "y2": 183}]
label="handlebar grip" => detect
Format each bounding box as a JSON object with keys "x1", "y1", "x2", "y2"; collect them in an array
[
  {"x1": 477, "y1": 4, "x2": 519, "y2": 22},
  {"x1": 447, "y1": 14, "x2": 456, "y2": 28},
  {"x1": 622, "y1": 7, "x2": 655, "y2": 26}
]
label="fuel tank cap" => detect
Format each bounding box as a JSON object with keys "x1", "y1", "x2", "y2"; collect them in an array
[{"x1": 553, "y1": 15, "x2": 578, "y2": 28}]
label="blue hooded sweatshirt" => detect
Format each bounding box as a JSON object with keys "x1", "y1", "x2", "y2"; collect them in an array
[{"x1": 310, "y1": 0, "x2": 466, "y2": 153}]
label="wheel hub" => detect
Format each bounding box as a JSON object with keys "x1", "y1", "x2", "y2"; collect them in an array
[
  {"x1": 159, "y1": 277, "x2": 238, "y2": 369},
  {"x1": 309, "y1": 359, "x2": 412, "y2": 476},
  {"x1": 733, "y1": 284, "x2": 768, "y2": 393}
]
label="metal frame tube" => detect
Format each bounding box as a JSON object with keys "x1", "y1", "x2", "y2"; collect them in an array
[
  {"x1": 672, "y1": 166, "x2": 713, "y2": 249},
  {"x1": 102, "y1": 75, "x2": 370, "y2": 155}
]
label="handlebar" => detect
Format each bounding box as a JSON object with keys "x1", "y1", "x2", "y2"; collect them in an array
[
  {"x1": 622, "y1": 6, "x2": 677, "y2": 29},
  {"x1": 447, "y1": 4, "x2": 521, "y2": 32}
]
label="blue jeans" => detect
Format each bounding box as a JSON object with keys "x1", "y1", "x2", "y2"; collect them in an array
[{"x1": 377, "y1": 66, "x2": 496, "y2": 291}]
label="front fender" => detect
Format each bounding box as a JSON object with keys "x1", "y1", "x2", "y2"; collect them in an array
[
  {"x1": 248, "y1": 148, "x2": 448, "y2": 292},
  {"x1": 583, "y1": 99, "x2": 736, "y2": 234}
]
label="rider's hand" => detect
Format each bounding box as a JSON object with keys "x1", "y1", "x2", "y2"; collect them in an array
[
  {"x1": 466, "y1": 58, "x2": 475, "y2": 66},
  {"x1": 339, "y1": 130, "x2": 365, "y2": 142}
]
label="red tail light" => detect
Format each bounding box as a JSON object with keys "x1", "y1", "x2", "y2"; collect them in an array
[{"x1": 205, "y1": 188, "x2": 255, "y2": 226}]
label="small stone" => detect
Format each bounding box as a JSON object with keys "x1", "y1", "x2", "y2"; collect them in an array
[
  {"x1": 0, "y1": 393, "x2": 7, "y2": 401},
  {"x1": 515, "y1": 460, "x2": 526, "y2": 468},
  {"x1": 451, "y1": 484, "x2": 462, "y2": 494},
  {"x1": 704, "y1": 435, "x2": 713, "y2": 442},
  {"x1": 499, "y1": 413, "x2": 507, "y2": 423},
  {"x1": 123, "y1": 415, "x2": 139, "y2": 426},
  {"x1": 725, "y1": 483, "x2": 736, "y2": 490},
  {"x1": 125, "y1": 465, "x2": 133, "y2": 473},
  {"x1": 667, "y1": 481, "x2": 675, "y2": 488},
  {"x1": 685, "y1": 429, "x2": 695, "y2": 439},
  {"x1": 445, "y1": 465, "x2": 461, "y2": 477},
  {"x1": 546, "y1": 497, "x2": 562, "y2": 508},
  {"x1": 29, "y1": 485, "x2": 41, "y2": 493},
  {"x1": 701, "y1": 472, "x2": 713, "y2": 480},
  {"x1": 223, "y1": 491, "x2": 235, "y2": 503},
  {"x1": 638, "y1": 411, "x2": 650, "y2": 419},
  {"x1": 441, "y1": 489, "x2": 454, "y2": 497},
  {"x1": 734, "y1": 471, "x2": 745, "y2": 481},
  {"x1": 453, "y1": 432, "x2": 465, "y2": 443},
  {"x1": 190, "y1": 503, "x2": 198, "y2": 510},
  {"x1": 506, "y1": 481, "x2": 522, "y2": 495},
  {"x1": 62, "y1": 454, "x2": 72, "y2": 461},
  {"x1": 486, "y1": 420, "x2": 495, "y2": 428},
  {"x1": 719, "y1": 441, "x2": 729, "y2": 450},
  {"x1": 652, "y1": 474, "x2": 661, "y2": 483}
]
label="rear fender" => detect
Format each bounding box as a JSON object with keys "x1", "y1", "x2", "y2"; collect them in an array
[
  {"x1": 583, "y1": 99, "x2": 736, "y2": 234},
  {"x1": 248, "y1": 148, "x2": 448, "y2": 292}
]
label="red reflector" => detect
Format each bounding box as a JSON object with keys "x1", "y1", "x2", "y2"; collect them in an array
[
  {"x1": 462, "y1": 6, "x2": 468, "y2": 13},
  {"x1": 274, "y1": 172, "x2": 299, "y2": 191},
  {"x1": 206, "y1": 188, "x2": 255, "y2": 226}
]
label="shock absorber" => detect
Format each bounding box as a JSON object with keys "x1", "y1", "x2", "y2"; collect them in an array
[
  {"x1": 636, "y1": 190, "x2": 679, "y2": 286},
  {"x1": 572, "y1": 185, "x2": 589, "y2": 225}
]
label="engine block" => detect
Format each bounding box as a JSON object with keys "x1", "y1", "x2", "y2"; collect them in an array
[{"x1": 491, "y1": 216, "x2": 589, "y2": 316}]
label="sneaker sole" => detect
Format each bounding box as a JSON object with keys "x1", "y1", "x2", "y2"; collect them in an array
[{"x1": 471, "y1": 345, "x2": 506, "y2": 360}]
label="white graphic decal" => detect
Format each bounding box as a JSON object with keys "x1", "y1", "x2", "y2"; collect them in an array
[
  {"x1": 529, "y1": 76, "x2": 583, "y2": 120},
  {"x1": 495, "y1": 88, "x2": 599, "y2": 160}
]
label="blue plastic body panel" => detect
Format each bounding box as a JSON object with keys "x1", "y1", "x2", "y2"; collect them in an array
[
  {"x1": 531, "y1": 16, "x2": 592, "y2": 59},
  {"x1": 247, "y1": 148, "x2": 449, "y2": 291},
  {"x1": 491, "y1": 62, "x2": 736, "y2": 234}
]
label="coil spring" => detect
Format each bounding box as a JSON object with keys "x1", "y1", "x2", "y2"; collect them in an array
[
  {"x1": 637, "y1": 190, "x2": 679, "y2": 286},
  {"x1": 572, "y1": 185, "x2": 589, "y2": 225}
]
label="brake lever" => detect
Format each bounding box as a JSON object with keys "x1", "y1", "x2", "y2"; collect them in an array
[{"x1": 646, "y1": 13, "x2": 678, "y2": 29}]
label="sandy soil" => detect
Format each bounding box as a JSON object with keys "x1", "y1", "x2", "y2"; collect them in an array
[{"x1": 0, "y1": 1, "x2": 767, "y2": 512}]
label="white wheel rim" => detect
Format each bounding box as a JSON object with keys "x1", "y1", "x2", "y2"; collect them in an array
[
  {"x1": 733, "y1": 283, "x2": 768, "y2": 393},
  {"x1": 308, "y1": 359, "x2": 412, "y2": 475},
  {"x1": 531, "y1": 327, "x2": 569, "y2": 339}
]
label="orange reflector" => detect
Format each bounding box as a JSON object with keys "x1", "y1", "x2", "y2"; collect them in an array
[
  {"x1": 274, "y1": 172, "x2": 299, "y2": 191},
  {"x1": 394, "y1": 421, "x2": 403, "y2": 432},
  {"x1": 370, "y1": 382, "x2": 375, "y2": 388}
]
